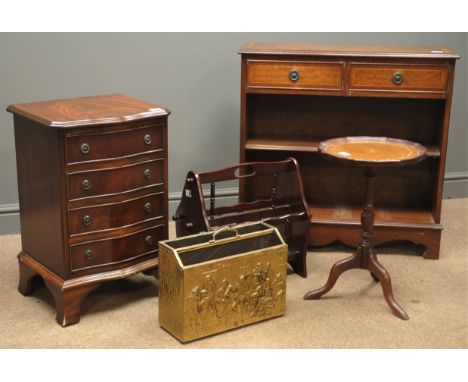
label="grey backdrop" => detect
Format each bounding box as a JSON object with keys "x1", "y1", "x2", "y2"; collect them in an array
[{"x1": 0, "y1": 33, "x2": 467, "y2": 233}]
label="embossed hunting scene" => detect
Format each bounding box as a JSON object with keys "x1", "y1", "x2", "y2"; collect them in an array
[{"x1": 159, "y1": 223, "x2": 287, "y2": 342}]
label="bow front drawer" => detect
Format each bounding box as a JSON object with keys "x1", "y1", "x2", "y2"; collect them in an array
[
  {"x1": 348, "y1": 64, "x2": 449, "y2": 95},
  {"x1": 70, "y1": 224, "x2": 164, "y2": 271},
  {"x1": 67, "y1": 159, "x2": 163, "y2": 200},
  {"x1": 68, "y1": 191, "x2": 164, "y2": 235},
  {"x1": 66, "y1": 123, "x2": 164, "y2": 163},
  {"x1": 246, "y1": 60, "x2": 343, "y2": 91}
]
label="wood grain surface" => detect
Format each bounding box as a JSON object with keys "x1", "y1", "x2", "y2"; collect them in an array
[
  {"x1": 239, "y1": 42, "x2": 460, "y2": 59},
  {"x1": 247, "y1": 60, "x2": 343, "y2": 90},
  {"x1": 9, "y1": 94, "x2": 169, "y2": 326},
  {"x1": 7, "y1": 94, "x2": 170, "y2": 128}
]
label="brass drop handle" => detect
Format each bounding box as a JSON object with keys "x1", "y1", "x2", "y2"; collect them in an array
[
  {"x1": 145, "y1": 235, "x2": 154, "y2": 246},
  {"x1": 210, "y1": 227, "x2": 239, "y2": 242},
  {"x1": 82, "y1": 215, "x2": 92, "y2": 226},
  {"x1": 144, "y1": 169, "x2": 152, "y2": 179},
  {"x1": 144, "y1": 202, "x2": 152, "y2": 213},
  {"x1": 144, "y1": 134, "x2": 152, "y2": 145},
  {"x1": 84, "y1": 249, "x2": 93, "y2": 260},
  {"x1": 289, "y1": 69, "x2": 300, "y2": 82},
  {"x1": 81, "y1": 179, "x2": 91, "y2": 190},
  {"x1": 80, "y1": 143, "x2": 90, "y2": 154},
  {"x1": 392, "y1": 71, "x2": 404, "y2": 85}
]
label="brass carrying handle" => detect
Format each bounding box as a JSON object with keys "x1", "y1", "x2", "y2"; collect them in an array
[{"x1": 210, "y1": 227, "x2": 239, "y2": 242}]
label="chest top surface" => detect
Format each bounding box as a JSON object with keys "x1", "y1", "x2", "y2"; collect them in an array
[
  {"x1": 7, "y1": 93, "x2": 170, "y2": 128},
  {"x1": 238, "y1": 42, "x2": 460, "y2": 59}
]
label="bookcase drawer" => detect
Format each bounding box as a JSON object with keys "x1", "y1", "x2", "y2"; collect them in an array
[
  {"x1": 348, "y1": 64, "x2": 448, "y2": 94},
  {"x1": 246, "y1": 60, "x2": 343, "y2": 91}
]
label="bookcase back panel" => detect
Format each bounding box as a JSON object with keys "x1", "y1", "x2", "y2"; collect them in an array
[
  {"x1": 245, "y1": 150, "x2": 433, "y2": 211},
  {"x1": 247, "y1": 94, "x2": 444, "y2": 147}
]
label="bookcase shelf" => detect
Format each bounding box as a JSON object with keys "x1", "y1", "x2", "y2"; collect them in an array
[
  {"x1": 309, "y1": 205, "x2": 435, "y2": 226},
  {"x1": 245, "y1": 138, "x2": 441, "y2": 157}
]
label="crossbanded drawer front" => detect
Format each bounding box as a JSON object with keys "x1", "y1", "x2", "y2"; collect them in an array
[
  {"x1": 348, "y1": 64, "x2": 449, "y2": 93},
  {"x1": 68, "y1": 191, "x2": 164, "y2": 235},
  {"x1": 66, "y1": 123, "x2": 164, "y2": 163},
  {"x1": 70, "y1": 224, "x2": 164, "y2": 271},
  {"x1": 247, "y1": 60, "x2": 343, "y2": 90},
  {"x1": 67, "y1": 159, "x2": 163, "y2": 200}
]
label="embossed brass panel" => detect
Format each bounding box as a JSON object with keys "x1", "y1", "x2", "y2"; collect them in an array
[{"x1": 159, "y1": 222, "x2": 288, "y2": 343}]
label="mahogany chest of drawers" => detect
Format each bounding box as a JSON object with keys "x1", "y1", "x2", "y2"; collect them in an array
[
  {"x1": 239, "y1": 43, "x2": 459, "y2": 260},
  {"x1": 8, "y1": 94, "x2": 169, "y2": 326}
]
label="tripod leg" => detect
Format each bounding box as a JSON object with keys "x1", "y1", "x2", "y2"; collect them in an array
[
  {"x1": 304, "y1": 252, "x2": 361, "y2": 300},
  {"x1": 368, "y1": 254, "x2": 409, "y2": 320}
]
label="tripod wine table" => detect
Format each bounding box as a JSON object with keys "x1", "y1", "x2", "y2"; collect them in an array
[{"x1": 304, "y1": 137, "x2": 427, "y2": 320}]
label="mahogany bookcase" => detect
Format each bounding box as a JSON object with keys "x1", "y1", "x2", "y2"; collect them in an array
[{"x1": 238, "y1": 42, "x2": 460, "y2": 259}]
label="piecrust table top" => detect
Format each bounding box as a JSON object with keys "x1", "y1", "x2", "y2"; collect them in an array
[{"x1": 319, "y1": 137, "x2": 427, "y2": 166}]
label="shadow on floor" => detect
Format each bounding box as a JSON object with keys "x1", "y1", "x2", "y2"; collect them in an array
[{"x1": 23, "y1": 274, "x2": 159, "y2": 318}]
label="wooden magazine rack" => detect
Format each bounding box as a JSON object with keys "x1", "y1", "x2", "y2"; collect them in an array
[{"x1": 173, "y1": 158, "x2": 310, "y2": 277}]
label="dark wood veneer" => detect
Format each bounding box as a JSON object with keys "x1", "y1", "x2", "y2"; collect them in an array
[
  {"x1": 9, "y1": 94, "x2": 169, "y2": 326},
  {"x1": 70, "y1": 224, "x2": 164, "y2": 271},
  {"x1": 7, "y1": 93, "x2": 168, "y2": 128},
  {"x1": 68, "y1": 191, "x2": 164, "y2": 235},
  {"x1": 13, "y1": 117, "x2": 66, "y2": 277},
  {"x1": 67, "y1": 158, "x2": 164, "y2": 200},
  {"x1": 65, "y1": 122, "x2": 164, "y2": 163}
]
